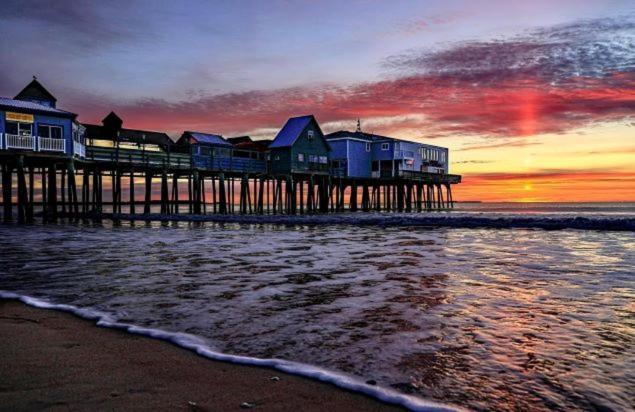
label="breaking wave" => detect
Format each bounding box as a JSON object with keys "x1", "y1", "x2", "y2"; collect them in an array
[
  {"x1": 0, "y1": 291, "x2": 460, "y2": 412},
  {"x1": 93, "y1": 212, "x2": 635, "y2": 231}
]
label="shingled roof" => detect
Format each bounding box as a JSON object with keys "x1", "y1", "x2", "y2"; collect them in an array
[
  {"x1": 0, "y1": 97, "x2": 76, "y2": 118},
  {"x1": 269, "y1": 115, "x2": 326, "y2": 149},
  {"x1": 178, "y1": 131, "x2": 232, "y2": 147}
]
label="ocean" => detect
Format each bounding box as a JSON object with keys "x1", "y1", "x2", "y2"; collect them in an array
[{"x1": 1, "y1": 202, "x2": 633, "y2": 411}]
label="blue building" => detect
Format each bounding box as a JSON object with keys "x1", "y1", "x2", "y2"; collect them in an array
[
  {"x1": 0, "y1": 78, "x2": 85, "y2": 157},
  {"x1": 176, "y1": 131, "x2": 266, "y2": 173},
  {"x1": 326, "y1": 130, "x2": 449, "y2": 178}
]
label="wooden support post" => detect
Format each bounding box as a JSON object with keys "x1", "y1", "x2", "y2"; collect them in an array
[
  {"x1": 416, "y1": 183, "x2": 422, "y2": 213},
  {"x1": 60, "y1": 167, "x2": 67, "y2": 214},
  {"x1": 187, "y1": 173, "x2": 193, "y2": 214},
  {"x1": 48, "y1": 163, "x2": 58, "y2": 220},
  {"x1": 437, "y1": 184, "x2": 443, "y2": 210},
  {"x1": 2, "y1": 164, "x2": 12, "y2": 222},
  {"x1": 67, "y1": 161, "x2": 78, "y2": 218},
  {"x1": 202, "y1": 177, "x2": 207, "y2": 214},
  {"x1": 16, "y1": 157, "x2": 27, "y2": 223},
  {"x1": 447, "y1": 184, "x2": 454, "y2": 209},
  {"x1": 192, "y1": 171, "x2": 201, "y2": 214},
  {"x1": 144, "y1": 171, "x2": 152, "y2": 214},
  {"x1": 161, "y1": 170, "x2": 169, "y2": 214},
  {"x1": 129, "y1": 169, "x2": 136, "y2": 214},
  {"x1": 266, "y1": 178, "x2": 270, "y2": 214},
  {"x1": 349, "y1": 182, "x2": 357, "y2": 211},
  {"x1": 298, "y1": 178, "x2": 304, "y2": 214},
  {"x1": 27, "y1": 166, "x2": 34, "y2": 222},
  {"x1": 172, "y1": 173, "x2": 179, "y2": 214},
  {"x1": 41, "y1": 167, "x2": 47, "y2": 218},
  {"x1": 405, "y1": 183, "x2": 412, "y2": 213},
  {"x1": 258, "y1": 177, "x2": 264, "y2": 214},
  {"x1": 361, "y1": 183, "x2": 370, "y2": 212},
  {"x1": 218, "y1": 173, "x2": 227, "y2": 214},
  {"x1": 82, "y1": 168, "x2": 89, "y2": 214},
  {"x1": 212, "y1": 176, "x2": 217, "y2": 214}
]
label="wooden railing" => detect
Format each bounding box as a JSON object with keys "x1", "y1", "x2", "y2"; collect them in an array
[
  {"x1": 39, "y1": 137, "x2": 66, "y2": 153},
  {"x1": 5, "y1": 134, "x2": 36, "y2": 150},
  {"x1": 73, "y1": 140, "x2": 86, "y2": 157}
]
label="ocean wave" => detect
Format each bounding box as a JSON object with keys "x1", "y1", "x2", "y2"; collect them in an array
[
  {"x1": 93, "y1": 212, "x2": 635, "y2": 231},
  {"x1": 0, "y1": 291, "x2": 460, "y2": 412}
]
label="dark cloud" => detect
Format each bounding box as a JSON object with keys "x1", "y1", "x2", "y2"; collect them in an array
[
  {"x1": 384, "y1": 16, "x2": 635, "y2": 85},
  {"x1": 0, "y1": 0, "x2": 150, "y2": 50}
]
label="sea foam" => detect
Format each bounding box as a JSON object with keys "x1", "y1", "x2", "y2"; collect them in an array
[{"x1": 0, "y1": 290, "x2": 461, "y2": 412}]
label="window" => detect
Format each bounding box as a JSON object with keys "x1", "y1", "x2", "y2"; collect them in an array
[
  {"x1": 331, "y1": 160, "x2": 341, "y2": 168},
  {"x1": 6, "y1": 121, "x2": 32, "y2": 137},
  {"x1": 200, "y1": 147, "x2": 212, "y2": 156},
  {"x1": 365, "y1": 142, "x2": 371, "y2": 152},
  {"x1": 307, "y1": 130, "x2": 314, "y2": 140},
  {"x1": 319, "y1": 156, "x2": 327, "y2": 164},
  {"x1": 274, "y1": 155, "x2": 280, "y2": 160},
  {"x1": 38, "y1": 125, "x2": 62, "y2": 139},
  {"x1": 309, "y1": 155, "x2": 318, "y2": 163},
  {"x1": 298, "y1": 153, "x2": 305, "y2": 162},
  {"x1": 381, "y1": 143, "x2": 389, "y2": 151}
]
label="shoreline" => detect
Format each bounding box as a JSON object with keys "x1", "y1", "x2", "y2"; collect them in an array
[
  {"x1": 16, "y1": 211, "x2": 635, "y2": 231},
  {"x1": 0, "y1": 298, "x2": 453, "y2": 411}
]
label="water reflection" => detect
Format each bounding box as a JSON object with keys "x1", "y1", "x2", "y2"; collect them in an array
[{"x1": 0, "y1": 223, "x2": 633, "y2": 411}]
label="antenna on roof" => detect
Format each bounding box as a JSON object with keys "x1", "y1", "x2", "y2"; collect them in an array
[
  {"x1": 33, "y1": 75, "x2": 37, "y2": 80},
  {"x1": 356, "y1": 118, "x2": 362, "y2": 133}
]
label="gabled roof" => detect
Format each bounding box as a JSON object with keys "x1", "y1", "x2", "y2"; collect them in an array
[
  {"x1": 102, "y1": 111, "x2": 123, "y2": 129},
  {"x1": 14, "y1": 78, "x2": 57, "y2": 106},
  {"x1": 180, "y1": 131, "x2": 232, "y2": 147},
  {"x1": 0, "y1": 97, "x2": 75, "y2": 118},
  {"x1": 269, "y1": 115, "x2": 327, "y2": 149}
]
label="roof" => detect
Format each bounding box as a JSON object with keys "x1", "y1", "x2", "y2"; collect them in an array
[
  {"x1": 326, "y1": 130, "x2": 448, "y2": 150},
  {"x1": 14, "y1": 78, "x2": 57, "y2": 105},
  {"x1": 82, "y1": 123, "x2": 172, "y2": 146},
  {"x1": 182, "y1": 131, "x2": 232, "y2": 147},
  {"x1": 0, "y1": 97, "x2": 76, "y2": 118},
  {"x1": 102, "y1": 111, "x2": 123, "y2": 128},
  {"x1": 269, "y1": 115, "x2": 319, "y2": 149},
  {"x1": 326, "y1": 130, "x2": 376, "y2": 141},
  {"x1": 227, "y1": 136, "x2": 252, "y2": 145}
]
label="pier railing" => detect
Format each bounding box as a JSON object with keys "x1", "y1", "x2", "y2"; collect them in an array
[
  {"x1": 5, "y1": 134, "x2": 36, "y2": 151},
  {"x1": 73, "y1": 140, "x2": 86, "y2": 158},
  {"x1": 39, "y1": 137, "x2": 66, "y2": 153}
]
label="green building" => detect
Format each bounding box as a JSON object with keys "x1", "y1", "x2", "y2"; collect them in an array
[{"x1": 268, "y1": 115, "x2": 330, "y2": 175}]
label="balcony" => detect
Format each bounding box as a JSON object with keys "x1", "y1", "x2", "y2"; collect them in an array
[
  {"x1": 39, "y1": 137, "x2": 66, "y2": 153},
  {"x1": 73, "y1": 140, "x2": 86, "y2": 157},
  {"x1": 5, "y1": 134, "x2": 36, "y2": 150}
]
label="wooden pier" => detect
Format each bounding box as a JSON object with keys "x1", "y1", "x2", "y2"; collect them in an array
[{"x1": 0, "y1": 147, "x2": 460, "y2": 223}]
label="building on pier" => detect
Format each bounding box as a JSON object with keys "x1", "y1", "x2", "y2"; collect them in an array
[
  {"x1": 0, "y1": 78, "x2": 85, "y2": 157},
  {"x1": 268, "y1": 115, "x2": 330, "y2": 175},
  {"x1": 83, "y1": 112, "x2": 172, "y2": 152},
  {"x1": 326, "y1": 130, "x2": 449, "y2": 178},
  {"x1": 176, "y1": 132, "x2": 267, "y2": 173}
]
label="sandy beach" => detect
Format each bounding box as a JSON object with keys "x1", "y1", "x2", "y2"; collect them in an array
[{"x1": 0, "y1": 300, "x2": 402, "y2": 411}]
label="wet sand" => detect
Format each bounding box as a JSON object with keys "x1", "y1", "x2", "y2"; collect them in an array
[{"x1": 0, "y1": 300, "x2": 402, "y2": 411}]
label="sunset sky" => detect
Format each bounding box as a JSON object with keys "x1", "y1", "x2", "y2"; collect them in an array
[{"x1": 1, "y1": 0, "x2": 633, "y2": 201}]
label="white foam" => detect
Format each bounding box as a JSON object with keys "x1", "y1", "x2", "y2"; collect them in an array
[{"x1": 0, "y1": 290, "x2": 462, "y2": 412}]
